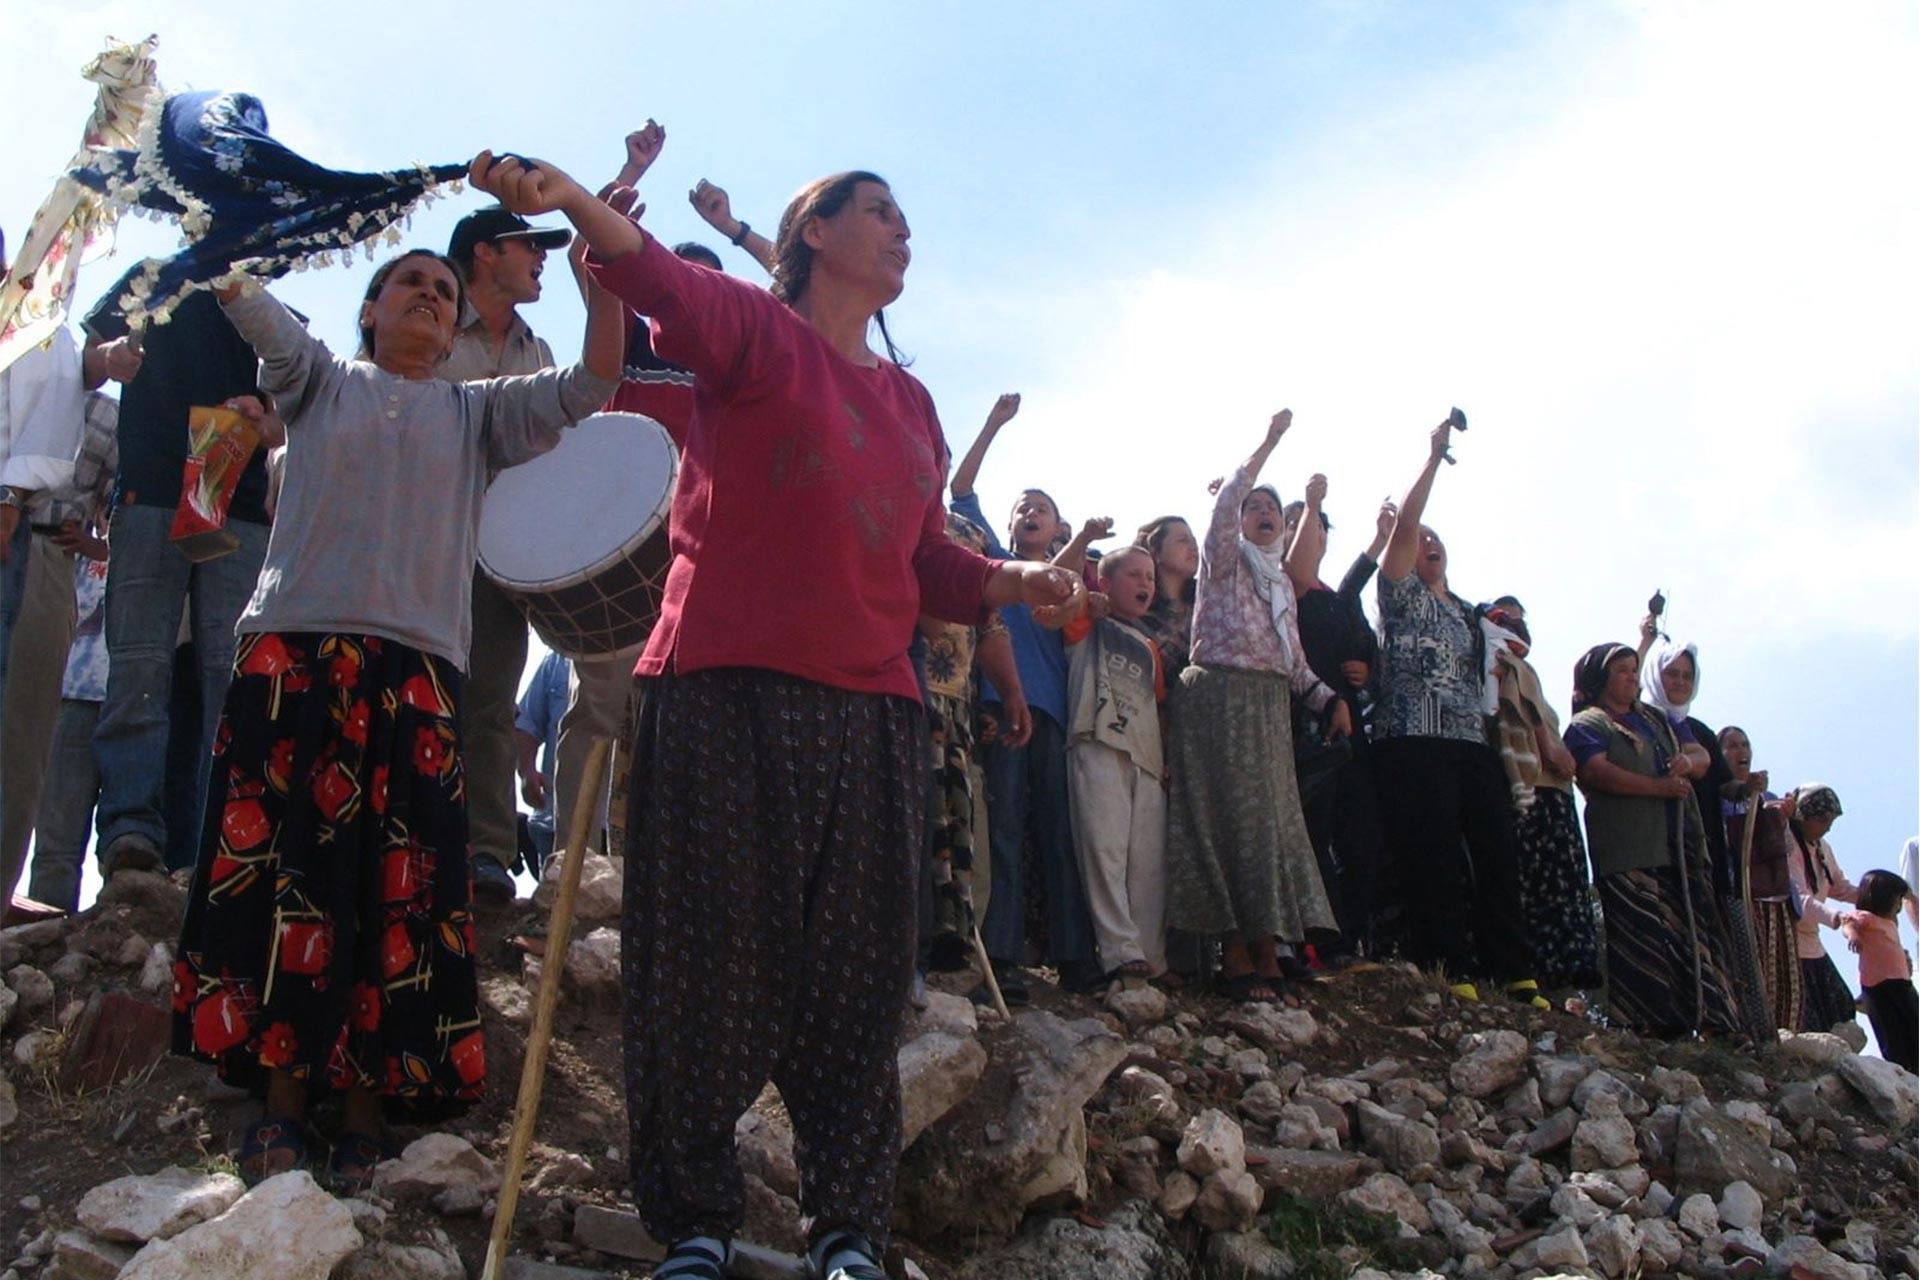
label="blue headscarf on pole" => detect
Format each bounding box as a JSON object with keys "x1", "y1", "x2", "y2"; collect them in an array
[{"x1": 74, "y1": 90, "x2": 466, "y2": 325}]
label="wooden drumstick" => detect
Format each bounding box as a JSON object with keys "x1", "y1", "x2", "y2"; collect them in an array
[{"x1": 482, "y1": 737, "x2": 614, "y2": 1280}]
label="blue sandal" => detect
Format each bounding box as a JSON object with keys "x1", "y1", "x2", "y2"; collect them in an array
[
  {"x1": 809, "y1": 1227, "x2": 887, "y2": 1280},
  {"x1": 237, "y1": 1116, "x2": 309, "y2": 1185},
  {"x1": 655, "y1": 1236, "x2": 731, "y2": 1280}
]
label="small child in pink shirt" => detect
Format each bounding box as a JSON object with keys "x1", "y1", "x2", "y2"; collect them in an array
[{"x1": 1843, "y1": 870, "x2": 1917, "y2": 1073}]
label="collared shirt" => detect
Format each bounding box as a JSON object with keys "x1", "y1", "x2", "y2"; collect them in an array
[
  {"x1": 38, "y1": 392, "x2": 119, "y2": 527},
  {"x1": 0, "y1": 327, "x2": 85, "y2": 498},
  {"x1": 439, "y1": 303, "x2": 555, "y2": 382}
]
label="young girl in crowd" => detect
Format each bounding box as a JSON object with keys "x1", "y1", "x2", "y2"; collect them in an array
[
  {"x1": 950, "y1": 394, "x2": 1102, "y2": 998},
  {"x1": 1719, "y1": 726, "x2": 1802, "y2": 1033},
  {"x1": 172, "y1": 249, "x2": 622, "y2": 1186},
  {"x1": 1843, "y1": 870, "x2": 1917, "y2": 1072},
  {"x1": 1786, "y1": 783, "x2": 1862, "y2": 1034},
  {"x1": 1134, "y1": 515, "x2": 1198, "y2": 679},
  {"x1": 1056, "y1": 543, "x2": 1168, "y2": 979},
  {"x1": 1165, "y1": 410, "x2": 1347, "y2": 1002}
]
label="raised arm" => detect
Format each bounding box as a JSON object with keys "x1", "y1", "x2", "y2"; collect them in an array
[
  {"x1": 615, "y1": 120, "x2": 665, "y2": 190},
  {"x1": 1337, "y1": 499, "x2": 1394, "y2": 601},
  {"x1": 473, "y1": 152, "x2": 645, "y2": 264},
  {"x1": 1052, "y1": 515, "x2": 1113, "y2": 573},
  {"x1": 1285, "y1": 472, "x2": 1328, "y2": 590},
  {"x1": 1203, "y1": 410, "x2": 1291, "y2": 576},
  {"x1": 950, "y1": 392, "x2": 1020, "y2": 500},
  {"x1": 1380, "y1": 419, "x2": 1451, "y2": 581},
  {"x1": 689, "y1": 180, "x2": 777, "y2": 276}
]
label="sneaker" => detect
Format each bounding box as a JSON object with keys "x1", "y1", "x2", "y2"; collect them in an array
[
  {"x1": 470, "y1": 855, "x2": 517, "y2": 906},
  {"x1": 101, "y1": 834, "x2": 162, "y2": 877}
]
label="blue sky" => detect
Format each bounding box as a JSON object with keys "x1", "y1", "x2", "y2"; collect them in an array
[{"x1": 8, "y1": 2, "x2": 1917, "y2": 980}]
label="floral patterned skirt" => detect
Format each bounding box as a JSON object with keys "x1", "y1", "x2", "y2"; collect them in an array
[{"x1": 172, "y1": 632, "x2": 484, "y2": 1116}]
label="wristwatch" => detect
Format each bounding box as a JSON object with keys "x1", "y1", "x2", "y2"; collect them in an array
[{"x1": 0, "y1": 489, "x2": 24, "y2": 511}]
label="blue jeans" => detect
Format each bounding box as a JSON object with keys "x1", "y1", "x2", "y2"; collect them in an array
[
  {"x1": 978, "y1": 708, "x2": 1096, "y2": 971},
  {"x1": 27, "y1": 699, "x2": 100, "y2": 912},
  {"x1": 92, "y1": 504, "x2": 268, "y2": 867}
]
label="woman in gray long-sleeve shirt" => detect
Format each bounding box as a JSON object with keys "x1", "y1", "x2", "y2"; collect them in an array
[{"x1": 172, "y1": 249, "x2": 620, "y2": 1188}]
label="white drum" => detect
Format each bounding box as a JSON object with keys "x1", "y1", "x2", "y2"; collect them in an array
[{"x1": 477, "y1": 411, "x2": 677, "y2": 658}]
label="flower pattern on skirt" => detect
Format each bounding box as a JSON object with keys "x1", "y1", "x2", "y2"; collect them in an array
[{"x1": 173, "y1": 632, "x2": 484, "y2": 1116}]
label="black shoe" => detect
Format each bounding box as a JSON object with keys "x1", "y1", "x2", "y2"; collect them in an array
[
  {"x1": 101, "y1": 834, "x2": 162, "y2": 878},
  {"x1": 971, "y1": 964, "x2": 1029, "y2": 1007},
  {"x1": 470, "y1": 855, "x2": 516, "y2": 906},
  {"x1": 1058, "y1": 959, "x2": 1107, "y2": 994}
]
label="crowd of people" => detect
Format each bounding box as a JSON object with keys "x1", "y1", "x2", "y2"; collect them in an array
[{"x1": 1, "y1": 119, "x2": 1914, "y2": 1280}]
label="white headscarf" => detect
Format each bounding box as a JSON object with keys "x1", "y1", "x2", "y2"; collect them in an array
[
  {"x1": 1239, "y1": 535, "x2": 1299, "y2": 671},
  {"x1": 1641, "y1": 638, "x2": 1700, "y2": 723}
]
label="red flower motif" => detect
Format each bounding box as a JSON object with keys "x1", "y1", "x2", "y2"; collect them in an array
[
  {"x1": 329, "y1": 651, "x2": 361, "y2": 689},
  {"x1": 349, "y1": 982, "x2": 381, "y2": 1033},
  {"x1": 341, "y1": 698, "x2": 371, "y2": 747},
  {"x1": 370, "y1": 765, "x2": 390, "y2": 815},
  {"x1": 399, "y1": 674, "x2": 444, "y2": 716},
  {"x1": 278, "y1": 919, "x2": 332, "y2": 976},
  {"x1": 257, "y1": 1020, "x2": 299, "y2": 1068},
  {"x1": 412, "y1": 727, "x2": 447, "y2": 777},
  {"x1": 282, "y1": 669, "x2": 312, "y2": 695},
  {"x1": 239, "y1": 634, "x2": 294, "y2": 677},
  {"x1": 171, "y1": 960, "x2": 194, "y2": 1014}
]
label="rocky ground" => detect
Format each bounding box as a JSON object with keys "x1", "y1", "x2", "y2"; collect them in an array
[{"x1": 1, "y1": 858, "x2": 1914, "y2": 1280}]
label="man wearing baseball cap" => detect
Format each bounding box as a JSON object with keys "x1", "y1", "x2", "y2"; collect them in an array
[{"x1": 443, "y1": 204, "x2": 572, "y2": 904}]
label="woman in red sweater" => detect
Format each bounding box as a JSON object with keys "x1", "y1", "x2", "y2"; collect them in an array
[{"x1": 473, "y1": 152, "x2": 1076, "y2": 1280}]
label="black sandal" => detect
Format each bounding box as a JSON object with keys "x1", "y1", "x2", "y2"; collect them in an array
[
  {"x1": 237, "y1": 1116, "x2": 309, "y2": 1185},
  {"x1": 809, "y1": 1227, "x2": 887, "y2": 1280},
  {"x1": 326, "y1": 1130, "x2": 395, "y2": 1195},
  {"x1": 656, "y1": 1237, "x2": 732, "y2": 1280}
]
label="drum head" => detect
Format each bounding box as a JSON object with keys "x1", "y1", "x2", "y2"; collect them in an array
[{"x1": 478, "y1": 412, "x2": 677, "y2": 590}]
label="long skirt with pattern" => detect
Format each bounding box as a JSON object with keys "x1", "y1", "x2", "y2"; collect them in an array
[
  {"x1": 1166, "y1": 664, "x2": 1335, "y2": 943},
  {"x1": 1596, "y1": 861, "x2": 1745, "y2": 1039},
  {"x1": 1514, "y1": 787, "x2": 1603, "y2": 989},
  {"x1": 1799, "y1": 952, "x2": 1859, "y2": 1034},
  {"x1": 926, "y1": 689, "x2": 977, "y2": 967},
  {"x1": 172, "y1": 632, "x2": 484, "y2": 1116},
  {"x1": 1748, "y1": 899, "x2": 1804, "y2": 1034}
]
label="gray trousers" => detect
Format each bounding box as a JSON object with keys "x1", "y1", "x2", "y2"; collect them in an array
[
  {"x1": 552, "y1": 650, "x2": 637, "y2": 853},
  {"x1": 461, "y1": 572, "x2": 528, "y2": 867},
  {"x1": 0, "y1": 534, "x2": 76, "y2": 901}
]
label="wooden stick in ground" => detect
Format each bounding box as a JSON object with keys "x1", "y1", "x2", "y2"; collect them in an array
[
  {"x1": 1738, "y1": 784, "x2": 1762, "y2": 924},
  {"x1": 481, "y1": 737, "x2": 614, "y2": 1280},
  {"x1": 970, "y1": 922, "x2": 1011, "y2": 1020}
]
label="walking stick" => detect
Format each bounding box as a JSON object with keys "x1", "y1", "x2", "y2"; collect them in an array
[
  {"x1": 970, "y1": 921, "x2": 1012, "y2": 1020},
  {"x1": 482, "y1": 737, "x2": 614, "y2": 1280},
  {"x1": 1737, "y1": 785, "x2": 1761, "y2": 924}
]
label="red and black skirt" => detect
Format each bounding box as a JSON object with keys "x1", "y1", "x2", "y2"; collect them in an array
[{"x1": 172, "y1": 632, "x2": 485, "y2": 1116}]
